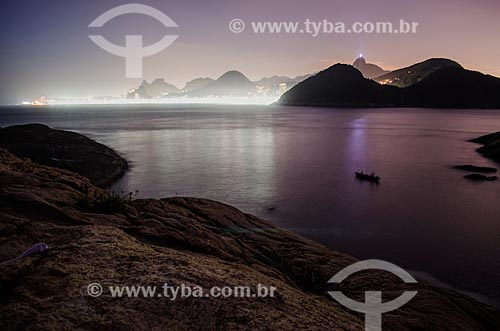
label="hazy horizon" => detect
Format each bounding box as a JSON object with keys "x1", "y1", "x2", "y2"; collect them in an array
[{"x1": 2, "y1": 0, "x2": 500, "y2": 104}]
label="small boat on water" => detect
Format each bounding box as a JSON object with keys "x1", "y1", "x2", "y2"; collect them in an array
[{"x1": 355, "y1": 171, "x2": 380, "y2": 183}]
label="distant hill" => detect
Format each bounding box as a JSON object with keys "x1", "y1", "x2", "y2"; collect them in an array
[
  {"x1": 188, "y1": 71, "x2": 256, "y2": 97},
  {"x1": 403, "y1": 66, "x2": 500, "y2": 108},
  {"x1": 128, "y1": 79, "x2": 179, "y2": 99},
  {"x1": 254, "y1": 75, "x2": 295, "y2": 89},
  {"x1": 279, "y1": 64, "x2": 399, "y2": 107},
  {"x1": 127, "y1": 72, "x2": 311, "y2": 99},
  {"x1": 374, "y1": 58, "x2": 462, "y2": 87},
  {"x1": 181, "y1": 77, "x2": 214, "y2": 92},
  {"x1": 253, "y1": 74, "x2": 312, "y2": 96},
  {"x1": 127, "y1": 85, "x2": 150, "y2": 99},
  {"x1": 254, "y1": 74, "x2": 311, "y2": 89},
  {"x1": 352, "y1": 56, "x2": 389, "y2": 79},
  {"x1": 279, "y1": 59, "x2": 500, "y2": 108}
]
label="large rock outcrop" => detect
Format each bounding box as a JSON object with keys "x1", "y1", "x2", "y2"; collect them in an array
[{"x1": 0, "y1": 124, "x2": 127, "y2": 187}]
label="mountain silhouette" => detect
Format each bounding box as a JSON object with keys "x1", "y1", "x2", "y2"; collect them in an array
[
  {"x1": 128, "y1": 79, "x2": 179, "y2": 99},
  {"x1": 352, "y1": 56, "x2": 389, "y2": 79},
  {"x1": 127, "y1": 72, "x2": 312, "y2": 99},
  {"x1": 375, "y1": 58, "x2": 462, "y2": 87},
  {"x1": 279, "y1": 64, "x2": 399, "y2": 107},
  {"x1": 188, "y1": 71, "x2": 256, "y2": 97},
  {"x1": 181, "y1": 77, "x2": 214, "y2": 92},
  {"x1": 254, "y1": 75, "x2": 295, "y2": 89},
  {"x1": 253, "y1": 74, "x2": 312, "y2": 96},
  {"x1": 253, "y1": 74, "x2": 312, "y2": 89},
  {"x1": 404, "y1": 66, "x2": 500, "y2": 108},
  {"x1": 279, "y1": 59, "x2": 500, "y2": 108}
]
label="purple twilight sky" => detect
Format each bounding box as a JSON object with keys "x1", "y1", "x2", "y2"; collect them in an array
[{"x1": 1, "y1": 0, "x2": 500, "y2": 104}]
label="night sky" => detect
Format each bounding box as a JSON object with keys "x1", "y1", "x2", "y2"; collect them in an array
[{"x1": 1, "y1": 0, "x2": 500, "y2": 104}]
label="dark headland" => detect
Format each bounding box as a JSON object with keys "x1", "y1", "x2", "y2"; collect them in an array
[
  {"x1": 1, "y1": 125, "x2": 500, "y2": 330},
  {"x1": 278, "y1": 58, "x2": 500, "y2": 108}
]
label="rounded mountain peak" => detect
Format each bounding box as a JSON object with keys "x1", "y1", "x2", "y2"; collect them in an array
[
  {"x1": 218, "y1": 70, "x2": 249, "y2": 80},
  {"x1": 324, "y1": 63, "x2": 365, "y2": 79}
]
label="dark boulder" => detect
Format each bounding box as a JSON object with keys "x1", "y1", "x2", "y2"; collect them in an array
[
  {"x1": 464, "y1": 174, "x2": 498, "y2": 181},
  {"x1": 0, "y1": 124, "x2": 127, "y2": 187}
]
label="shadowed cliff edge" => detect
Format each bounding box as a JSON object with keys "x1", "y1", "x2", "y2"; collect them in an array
[{"x1": 0, "y1": 125, "x2": 499, "y2": 330}]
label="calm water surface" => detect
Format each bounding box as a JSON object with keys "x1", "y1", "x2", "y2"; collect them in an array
[{"x1": 1, "y1": 104, "x2": 500, "y2": 302}]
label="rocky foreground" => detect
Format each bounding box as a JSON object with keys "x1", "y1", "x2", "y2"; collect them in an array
[{"x1": 1, "y1": 128, "x2": 500, "y2": 330}]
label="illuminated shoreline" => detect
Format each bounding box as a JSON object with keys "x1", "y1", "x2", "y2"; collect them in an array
[{"x1": 20, "y1": 96, "x2": 278, "y2": 107}]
